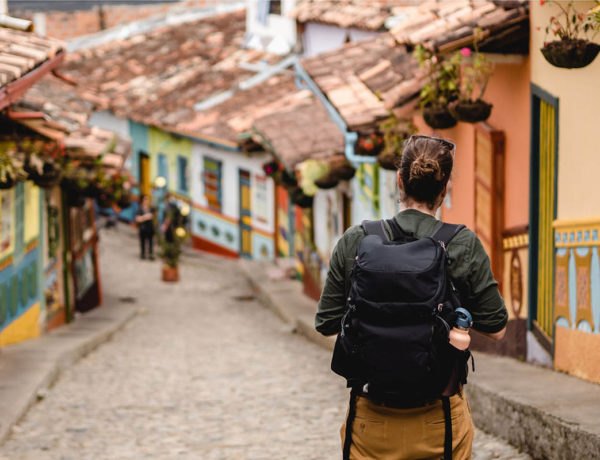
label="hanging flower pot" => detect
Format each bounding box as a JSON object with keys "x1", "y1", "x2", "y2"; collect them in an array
[
  {"x1": 30, "y1": 161, "x2": 62, "y2": 188},
  {"x1": 116, "y1": 192, "x2": 132, "y2": 209},
  {"x1": 376, "y1": 152, "x2": 401, "y2": 171},
  {"x1": 280, "y1": 169, "x2": 298, "y2": 189},
  {"x1": 314, "y1": 175, "x2": 339, "y2": 190},
  {"x1": 541, "y1": 39, "x2": 600, "y2": 69},
  {"x1": 356, "y1": 133, "x2": 384, "y2": 156},
  {"x1": 0, "y1": 176, "x2": 16, "y2": 190},
  {"x1": 449, "y1": 99, "x2": 493, "y2": 124},
  {"x1": 96, "y1": 191, "x2": 115, "y2": 209},
  {"x1": 291, "y1": 188, "x2": 314, "y2": 208},
  {"x1": 262, "y1": 160, "x2": 280, "y2": 177},
  {"x1": 423, "y1": 104, "x2": 458, "y2": 130},
  {"x1": 329, "y1": 158, "x2": 356, "y2": 181}
]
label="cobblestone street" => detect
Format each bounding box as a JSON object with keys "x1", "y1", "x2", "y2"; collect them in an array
[{"x1": 0, "y1": 226, "x2": 530, "y2": 459}]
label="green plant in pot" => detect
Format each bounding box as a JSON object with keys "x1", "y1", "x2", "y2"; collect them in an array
[
  {"x1": 377, "y1": 114, "x2": 416, "y2": 170},
  {"x1": 21, "y1": 139, "x2": 64, "y2": 188},
  {"x1": 61, "y1": 161, "x2": 90, "y2": 207},
  {"x1": 158, "y1": 225, "x2": 186, "y2": 282},
  {"x1": 415, "y1": 44, "x2": 461, "y2": 130},
  {"x1": 449, "y1": 30, "x2": 494, "y2": 124},
  {"x1": 0, "y1": 150, "x2": 26, "y2": 190},
  {"x1": 540, "y1": 0, "x2": 600, "y2": 69}
]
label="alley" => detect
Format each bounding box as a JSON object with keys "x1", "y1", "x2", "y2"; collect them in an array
[{"x1": 0, "y1": 226, "x2": 530, "y2": 460}]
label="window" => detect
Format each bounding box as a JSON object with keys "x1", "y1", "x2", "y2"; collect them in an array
[
  {"x1": 203, "y1": 157, "x2": 222, "y2": 212},
  {"x1": 177, "y1": 156, "x2": 189, "y2": 193},
  {"x1": 269, "y1": 0, "x2": 281, "y2": 15},
  {"x1": 157, "y1": 153, "x2": 169, "y2": 187}
]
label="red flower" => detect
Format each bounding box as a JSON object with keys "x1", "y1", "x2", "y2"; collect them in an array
[{"x1": 540, "y1": 0, "x2": 545, "y2": 5}]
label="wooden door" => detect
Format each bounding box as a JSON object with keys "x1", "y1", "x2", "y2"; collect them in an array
[
  {"x1": 474, "y1": 124, "x2": 505, "y2": 288},
  {"x1": 529, "y1": 85, "x2": 558, "y2": 347},
  {"x1": 239, "y1": 170, "x2": 252, "y2": 259},
  {"x1": 139, "y1": 152, "x2": 150, "y2": 197}
]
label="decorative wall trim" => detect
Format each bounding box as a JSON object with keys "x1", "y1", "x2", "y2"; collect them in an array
[{"x1": 553, "y1": 217, "x2": 600, "y2": 248}]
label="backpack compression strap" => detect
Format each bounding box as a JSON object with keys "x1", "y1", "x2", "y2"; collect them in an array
[
  {"x1": 431, "y1": 222, "x2": 466, "y2": 246},
  {"x1": 361, "y1": 220, "x2": 390, "y2": 242}
]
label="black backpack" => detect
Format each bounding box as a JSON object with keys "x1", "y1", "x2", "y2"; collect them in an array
[{"x1": 332, "y1": 218, "x2": 471, "y2": 460}]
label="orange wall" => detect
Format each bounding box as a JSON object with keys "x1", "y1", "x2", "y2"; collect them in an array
[{"x1": 413, "y1": 58, "x2": 531, "y2": 231}]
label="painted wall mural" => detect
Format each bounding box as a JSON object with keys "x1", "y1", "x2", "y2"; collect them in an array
[{"x1": 553, "y1": 218, "x2": 600, "y2": 383}]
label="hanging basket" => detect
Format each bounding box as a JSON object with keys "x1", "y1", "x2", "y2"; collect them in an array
[
  {"x1": 330, "y1": 161, "x2": 356, "y2": 181},
  {"x1": 280, "y1": 169, "x2": 298, "y2": 189},
  {"x1": 96, "y1": 192, "x2": 115, "y2": 209},
  {"x1": 314, "y1": 175, "x2": 339, "y2": 189},
  {"x1": 356, "y1": 134, "x2": 384, "y2": 156},
  {"x1": 117, "y1": 193, "x2": 132, "y2": 209},
  {"x1": 541, "y1": 39, "x2": 600, "y2": 69},
  {"x1": 377, "y1": 153, "x2": 401, "y2": 171},
  {"x1": 0, "y1": 177, "x2": 16, "y2": 190},
  {"x1": 291, "y1": 189, "x2": 314, "y2": 208},
  {"x1": 449, "y1": 99, "x2": 493, "y2": 124},
  {"x1": 422, "y1": 104, "x2": 458, "y2": 130},
  {"x1": 30, "y1": 162, "x2": 62, "y2": 188}
]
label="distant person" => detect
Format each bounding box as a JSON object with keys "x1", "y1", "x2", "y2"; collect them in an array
[
  {"x1": 135, "y1": 195, "x2": 155, "y2": 260},
  {"x1": 316, "y1": 135, "x2": 508, "y2": 459}
]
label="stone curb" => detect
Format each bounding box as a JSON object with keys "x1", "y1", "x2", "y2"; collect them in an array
[
  {"x1": 238, "y1": 262, "x2": 600, "y2": 460},
  {"x1": 0, "y1": 302, "x2": 138, "y2": 445}
]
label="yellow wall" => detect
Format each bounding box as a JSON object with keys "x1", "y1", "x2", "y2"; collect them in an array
[
  {"x1": 24, "y1": 182, "x2": 40, "y2": 243},
  {"x1": 0, "y1": 189, "x2": 15, "y2": 260},
  {"x1": 531, "y1": 1, "x2": 600, "y2": 220},
  {"x1": 148, "y1": 127, "x2": 192, "y2": 193},
  {"x1": 0, "y1": 302, "x2": 41, "y2": 346}
]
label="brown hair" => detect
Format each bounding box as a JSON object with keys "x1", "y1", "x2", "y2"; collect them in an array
[{"x1": 398, "y1": 136, "x2": 454, "y2": 209}]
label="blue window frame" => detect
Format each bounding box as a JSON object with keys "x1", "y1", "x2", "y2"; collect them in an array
[
  {"x1": 157, "y1": 153, "x2": 169, "y2": 187},
  {"x1": 177, "y1": 156, "x2": 189, "y2": 193}
]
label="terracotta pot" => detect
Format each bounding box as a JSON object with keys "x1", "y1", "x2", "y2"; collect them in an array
[
  {"x1": 162, "y1": 264, "x2": 179, "y2": 282},
  {"x1": 541, "y1": 39, "x2": 600, "y2": 69},
  {"x1": 449, "y1": 99, "x2": 493, "y2": 124},
  {"x1": 423, "y1": 104, "x2": 457, "y2": 130}
]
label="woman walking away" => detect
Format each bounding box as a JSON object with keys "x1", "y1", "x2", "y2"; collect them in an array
[
  {"x1": 135, "y1": 195, "x2": 155, "y2": 260},
  {"x1": 316, "y1": 135, "x2": 508, "y2": 460}
]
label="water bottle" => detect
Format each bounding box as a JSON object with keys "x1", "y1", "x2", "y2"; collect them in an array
[{"x1": 449, "y1": 307, "x2": 472, "y2": 351}]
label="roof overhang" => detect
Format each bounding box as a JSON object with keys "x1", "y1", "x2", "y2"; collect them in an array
[{"x1": 0, "y1": 51, "x2": 65, "y2": 111}]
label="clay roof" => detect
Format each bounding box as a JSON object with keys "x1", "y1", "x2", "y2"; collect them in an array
[
  {"x1": 0, "y1": 22, "x2": 65, "y2": 109},
  {"x1": 252, "y1": 83, "x2": 344, "y2": 169},
  {"x1": 302, "y1": 33, "x2": 418, "y2": 132},
  {"x1": 12, "y1": 74, "x2": 130, "y2": 169},
  {"x1": 290, "y1": 0, "x2": 419, "y2": 31},
  {"x1": 302, "y1": 0, "x2": 529, "y2": 132},
  {"x1": 59, "y1": 10, "x2": 278, "y2": 132}
]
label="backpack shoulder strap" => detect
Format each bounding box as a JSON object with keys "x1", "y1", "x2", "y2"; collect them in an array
[
  {"x1": 361, "y1": 219, "x2": 389, "y2": 242},
  {"x1": 431, "y1": 222, "x2": 466, "y2": 246}
]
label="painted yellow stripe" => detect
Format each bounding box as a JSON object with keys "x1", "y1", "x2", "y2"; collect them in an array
[{"x1": 0, "y1": 303, "x2": 41, "y2": 346}]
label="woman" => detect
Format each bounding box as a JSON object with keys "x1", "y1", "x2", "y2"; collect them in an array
[
  {"x1": 135, "y1": 195, "x2": 155, "y2": 260},
  {"x1": 316, "y1": 135, "x2": 508, "y2": 459}
]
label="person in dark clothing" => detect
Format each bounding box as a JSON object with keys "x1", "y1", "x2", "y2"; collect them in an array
[{"x1": 135, "y1": 195, "x2": 155, "y2": 260}]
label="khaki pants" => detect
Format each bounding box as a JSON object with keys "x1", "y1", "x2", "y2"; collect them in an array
[{"x1": 340, "y1": 393, "x2": 474, "y2": 460}]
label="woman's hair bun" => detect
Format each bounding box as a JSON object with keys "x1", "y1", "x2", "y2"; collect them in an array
[{"x1": 409, "y1": 155, "x2": 442, "y2": 183}]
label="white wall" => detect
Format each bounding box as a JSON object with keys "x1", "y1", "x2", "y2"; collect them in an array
[
  {"x1": 191, "y1": 142, "x2": 274, "y2": 230},
  {"x1": 302, "y1": 22, "x2": 380, "y2": 58},
  {"x1": 88, "y1": 111, "x2": 130, "y2": 140},
  {"x1": 245, "y1": 0, "x2": 297, "y2": 55},
  {"x1": 313, "y1": 188, "x2": 344, "y2": 259}
]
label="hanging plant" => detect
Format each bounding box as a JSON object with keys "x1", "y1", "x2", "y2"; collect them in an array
[
  {"x1": 280, "y1": 169, "x2": 298, "y2": 189},
  {"x1": 415, "y1": 44, "x2": 461, "y2": 130},
  {"x1": 61, "y1": 161, "x2": 90, "y2": 207},
  {"x1": 449, "y1": 30, "x2": 495, "y2": 124},
  {"x1": 329, "y1": 158, "x2": 356, "y2": 181},
  {"x1": 0, "y1": 150, "x2": 26, "y2": 189},
  {"x1": 314, "y1": 175, "x2": 339, "y2": 189},
  {"x1": 291, "y1": 188, "x2": 314, "y2": 208},
  {"x1": 377, "y1": 114, "x2": 415, "y2": 171},
  {"x1": 540, "y1": 1, "x2": 600, "y2": 69},
  {"x1": 111, "y1": 171, "x2": 133, "y2": 209},
  {"x1": 356, "y1": 133, "x2": 384, "y2": 156},
  {"x1": 262, "y1": 160, "x2": 280, "y2": 177}
]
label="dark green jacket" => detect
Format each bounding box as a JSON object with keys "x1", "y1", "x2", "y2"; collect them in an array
[{"x1": 316, "y1": 209, "x2": 508, "y2": 336}]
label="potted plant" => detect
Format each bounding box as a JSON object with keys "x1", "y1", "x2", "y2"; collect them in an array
[
  {"x1": 61, "y1": 161, "x2": 90, "y2": 207},
  {"x1": 377, "y1": 114, "x2": 415, "y2": 171},
  {"x1": 329, "y1": 157, "x2": 356, "y2": 181},
  {"x1": 540, "y1": 0, "x2": 600, "y2": 69},
  {"x1": 291, "y1": 187, "x2": 314, "y2": 208},
  {"x1": 449, "y1": 31, "x2": 495, "y2": 123},
  {"x1": 159, "y1": 226, "x2": 186, "y2": 282},
  {"x1": 20, "y1": 139, "x2": 64, "y2": 188},
  {"x1": 356, "y1": 133, "x2": 384, "y2": 156},
  {"x1": 0, "y1": 151, "x2": 26, "y2": 189},
  {"x1": 415, "y1": 44, "x2": 461, "y2": 130}
]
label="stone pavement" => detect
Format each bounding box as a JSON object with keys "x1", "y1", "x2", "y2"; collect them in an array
[
  {"x1": 240, "y1": 260, "x2": 600, "y2": 460},
  {"x1": 0, "y1": 224, "x2": 532, "y2": 459}
]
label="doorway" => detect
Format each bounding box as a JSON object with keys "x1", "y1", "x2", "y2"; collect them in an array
[{"x1": 239, "y1": 170, "x2": 252, "y2": 259}]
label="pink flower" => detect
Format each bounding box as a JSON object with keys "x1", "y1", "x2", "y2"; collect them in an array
[{"x1": 460, "y1": 47, "x2": 472, "y2": 57}]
